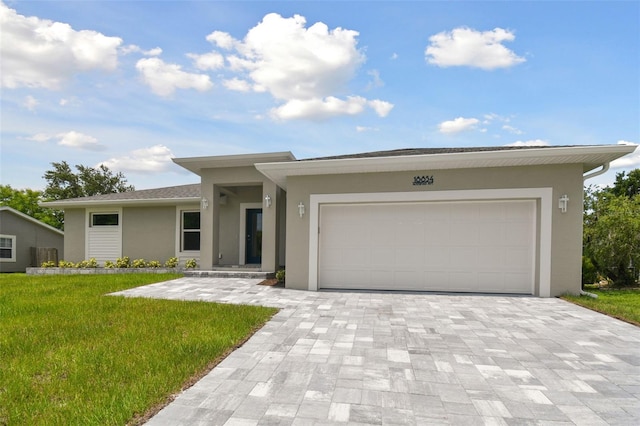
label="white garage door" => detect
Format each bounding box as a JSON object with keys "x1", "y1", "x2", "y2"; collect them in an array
[{"x1": 318, "y1": 200, "x2": 536, "y2": 294}]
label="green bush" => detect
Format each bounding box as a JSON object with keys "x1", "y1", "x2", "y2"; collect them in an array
[
  {"x1": 58, "y1": 260, "x2": 75, "y2": 268},
  {"x1": 104, "y1": 260, "x2": 115, "y2": 269},
  {"x1": 41, "y1": 260, "x2": 57, "y2": 268},
  {"x1": 146, "y1": 260, "x2": 161, "y2": 268},
  {"x1": 76, "y1": 258, "x2": 98, "y2": 268},
  {"x1": 132, "y1": 258, "x2": 147, "y2": 268},
  {"x1": 115, "y1": 256, "x2": 131, "y2": 268},
  {"x1": 184, "y1": 259, "x2": 197, "y2": 269},
  {"x1": 275, "y1": 269, "x2": 285, "y2": 283},
  {"x1": 164, "y1": 257, "x2": 178, "y2": 268}
]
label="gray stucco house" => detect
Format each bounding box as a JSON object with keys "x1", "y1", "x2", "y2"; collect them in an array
[
  {"x1": 0, "y1": 206, "x2": 64, "y2": 272},
  {"x1": 42, "y1": 144, "x2": 635, "y2": 297}
]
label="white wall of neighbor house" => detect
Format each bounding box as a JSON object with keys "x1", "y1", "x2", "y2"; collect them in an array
[{"x1": 284, "y1": 163, "x2": 584, "y2": 297}]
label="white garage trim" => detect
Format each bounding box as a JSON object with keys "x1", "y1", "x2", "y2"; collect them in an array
[{"x1": 308, "y1": 188, "x2": 553, "y2": 297}]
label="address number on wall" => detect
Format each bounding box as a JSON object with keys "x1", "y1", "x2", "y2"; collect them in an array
[{"x1": 412, "y1": 175, "x2": 434, "y2": 186}]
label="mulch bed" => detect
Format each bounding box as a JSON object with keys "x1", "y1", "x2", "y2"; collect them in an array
[{"x1": 258, "y1": 279, "x2": 284, "y2": 287}]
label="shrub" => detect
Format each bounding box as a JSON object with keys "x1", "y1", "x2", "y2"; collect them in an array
[
  {"x1": 275, "y1": 269, "x2": 285, "y2": 283},
  {"x1": 41, "y1": 260, "x2": 57, "y2": 268},
  {"x1": 58, "y1": 260, "x2": 75, "y2": 268},
  {"x1": 185, "y1": 259, "x2": 197, "y2": 269},
  {"x1": 146, "y1": 260, "x2": 161, "y2": 268},
  {"x1": 132, "y1": 259, "x2": 147, "y2": 268},
  {"x1": 76, "y1": 258, "x2": 98, "y2": 268},
  {"x1": 115, "y1": 256, "x2": 131, "y2": 268},
  {"x1": 164, "y1": 257, "x2": 178, "y2": 268},
  {"x1": 104, "y1": 260, "x2": 115, "y2": 269}
]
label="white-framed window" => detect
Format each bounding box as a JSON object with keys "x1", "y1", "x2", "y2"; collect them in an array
[
  {"x1": 181, "y1": 211, "x2": 200, "y2": 251},
  {"x1": 0, "y1": 234, "x2": 16, "y2": 262},
  {"x1": 90, "y1": 212, "x2": 119, "y2": 227}
]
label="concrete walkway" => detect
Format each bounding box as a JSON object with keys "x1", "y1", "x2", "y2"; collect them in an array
[{"x1": 113, "y1": 278, "x2": 640, "y2": 425}]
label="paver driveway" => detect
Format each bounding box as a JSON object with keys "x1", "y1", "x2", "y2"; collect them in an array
[{"x1": 113, "y1": 278, "x2": 640, "y2": 425}]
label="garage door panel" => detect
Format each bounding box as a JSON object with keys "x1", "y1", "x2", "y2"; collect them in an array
[{"x1": 319, "y1": 200, "x2": 535, "y2": 294}]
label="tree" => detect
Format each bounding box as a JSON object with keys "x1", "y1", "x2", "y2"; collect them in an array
[
  {"x1": 41, "y1": 162, "x2": 134, "y2": 229},
  {"x1": 583, "y1": 168, "x2": 640, "y2": 286},
  {"x1": 0, "y1": 185, "x2": 59, "y2": 229},
  {"x1": 609, "y1": 169, "x2": 640, "y2": 199},
  {"x1": 42, "y1": 161, "x2": 134, "y2": 201}
]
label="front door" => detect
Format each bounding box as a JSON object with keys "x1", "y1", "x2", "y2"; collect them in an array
[{"x1": 245, "y1": 208, "x2": 262, "y2": 264}]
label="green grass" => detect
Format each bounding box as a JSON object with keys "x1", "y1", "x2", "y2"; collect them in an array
[
  {"x1": 0, "y1": 274, "x2": 278, "y2": 425},
  {"x1": 561, "y1": 286, "x2": 640, "y2": 326}
]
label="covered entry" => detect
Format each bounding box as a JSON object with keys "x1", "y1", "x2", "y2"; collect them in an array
[{"x1": 317, "y1": 199, "x2": 536, "y2": 294}]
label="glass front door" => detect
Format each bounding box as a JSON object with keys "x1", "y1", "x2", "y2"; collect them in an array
[{"x1": 245, "y1": 209, "x2": 262, "y2": 264}]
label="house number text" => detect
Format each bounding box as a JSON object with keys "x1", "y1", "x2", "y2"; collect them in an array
[{"x1": 412, "y1": 175, "x2": 434, "y2": 186}]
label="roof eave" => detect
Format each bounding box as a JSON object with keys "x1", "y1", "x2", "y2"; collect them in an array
[
  {"x1": 255, "y1": 145, "x2": 637, "y2": 190},
  {"x1": 40, "y1": 197, "x2": 201, "y2": 209},
  {"x1": 173, "y1": 151, "x2": 297, "y2": 175}
]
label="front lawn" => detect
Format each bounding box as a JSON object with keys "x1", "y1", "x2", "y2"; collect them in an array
[
  {"x1": 0, "y1": 274, "x2": 278, "y2": 425},
  {"x1": 561, "y1": 286, "x2": 640, "y2": 326}
]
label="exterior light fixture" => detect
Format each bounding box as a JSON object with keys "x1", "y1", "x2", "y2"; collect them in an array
[
  {"x1": 558, "y1": 194, "x2": 569, "y2": 213},
  {"x1": 298, "y1": 202, "x2": 305, "y2": 218},
  {"x1": 264, "y1": 194, "x2": 272, "y2": 208},
  {"x1": 201, "y1": 197, "x2": 209, "y2": 210}
]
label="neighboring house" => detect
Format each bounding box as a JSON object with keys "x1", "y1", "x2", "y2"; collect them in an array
[
  {"x1": 0, "y1": 206, "x2": 64, "y2": 272},
  {"x1": 42, "y1": 145, "x2": 636, "y2": 297}
]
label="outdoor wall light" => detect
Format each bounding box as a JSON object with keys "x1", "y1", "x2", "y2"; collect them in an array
[
  {"x1": 264, "y1": 194, "x2": 272, "y2": 208},
  {"x1": 201, "y1": 197, "x2": 209, "y2": 210},
  {"x1": 558, "y1": 194, "x2": 569, "y2": 213},
  {"x1": 298, "y1": 202, "x2": 305, "y2": 218}
]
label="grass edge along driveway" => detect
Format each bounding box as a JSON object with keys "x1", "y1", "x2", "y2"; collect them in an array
[
  {"x1": 561, "y1": 287, "x2": 640, "y2": 327},
  {"x1": 0, "y1": 274, "x2": 278, "y2": 426}
]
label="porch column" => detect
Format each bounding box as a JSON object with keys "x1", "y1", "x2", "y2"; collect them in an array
[
  {"x1": 261, "y1": 181, "x2": 278, "y2": 272},
  {"x1": 199, "y1": 180, "x2": 220, "y2": 270}
]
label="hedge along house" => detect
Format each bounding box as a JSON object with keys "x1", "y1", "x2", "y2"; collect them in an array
[{"x1": 43, "y1": 144, "x2": 635, "y2": 297}]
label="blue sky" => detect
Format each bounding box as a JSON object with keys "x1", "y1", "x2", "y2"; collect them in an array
[{"x1": 1, "y1": 0, "x2": 639, "y2": 190}]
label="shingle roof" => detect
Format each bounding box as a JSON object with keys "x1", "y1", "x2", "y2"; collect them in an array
[
  {"x1": 301, "y1": 145, "x2": 576, "y2": 161},
  {"x1": 44, "y1": 183, "x2": 200, "y2": 204}
]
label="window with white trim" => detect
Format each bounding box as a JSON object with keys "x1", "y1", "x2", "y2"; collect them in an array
[
  {"x1": 181, "y1": 211, "x2": 200, "y2": 251},
  {"x1": 0, "y1": 234, "x2": 16, "y2": 262},
  {"x1": 90, "y1": 213, "x2": 119, "y2": 226}
]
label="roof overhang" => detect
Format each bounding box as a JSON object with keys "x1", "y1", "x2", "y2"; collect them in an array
[
  {"x1": 173, "y1": 151, "x2": 296, "y2": 176},
  {"x1": 255, "y1": 145, "x2": 637, "y2": 189},
  {"x1": 41, "y1": 197, "x2": 200, "y2": 209},
  {"x1": 0, "y1": 206, "x2": 64, "y2": 235}
]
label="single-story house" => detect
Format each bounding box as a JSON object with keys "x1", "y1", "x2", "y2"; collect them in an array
[
  {"x1": 42, "y1": 144, "x2": 636, "y2": 297},
  {"x1": 0, "y1": 206, "x2": 64, "y2": 272}
]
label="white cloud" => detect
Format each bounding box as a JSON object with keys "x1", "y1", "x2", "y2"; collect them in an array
[
  {"x1": 426, "y1": 27, "x2": 525, "y2": 70},
  {"x1": 223, "y1": 78, "x2": 252, "y2": 92},
  {"x1": 187, "y1": 51, "x2": 224, "y2": 71},
  {"x1": 366, "y1": 69, "x2": 384, "y2": 90},
  {"x1": 200, "y1": 13, "x2": 393, "y2": 120},
  {"x1": 356, "y1": 126, "x2": 378, "y2": 132},
  {"x1": 368, "y1": 99, "x2": 394, "y2": 117},
  {"x1": 206, "y1": 30, "x2": 236, "y2": 50},
  {"x1": 135, "y1": 57, "x2": 213, "y2": 97},
  {"x1": 271, "y1": 96, "x2": 368, "y2": 121},
  {"x1": 26, "y1": 133, "x2": 51, "y2": 143},
  {"x1": 502, "y1": 125, "x2": 523, "y2": 135},
  {"x1": 0, "y1": 2, "x2": 122, "y2": 89},
  {"x1": 57, "y1": 130, "x2": 105, "y2": 150},
  {"x1": 26, "y1": 130, "x2": 105, "y2": 150},
  {"x1": 611, "y1": 141, "x2": 640, "y2": 169},
  {"x1": 505, "y1": 140, "x2": 549, "y2": 147},
  {"x1": 99, "y1": 145, "x2": 175, "y2": 173},
  {"x1": 23, "y1": 95, "x2": 39, "y2": 111},
  {"x1": 438, "y1": 117, "x2": 480, "y2": 134},
  {"x1": 120, "y1": 44, "x2": 162, "y2": 56}
]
